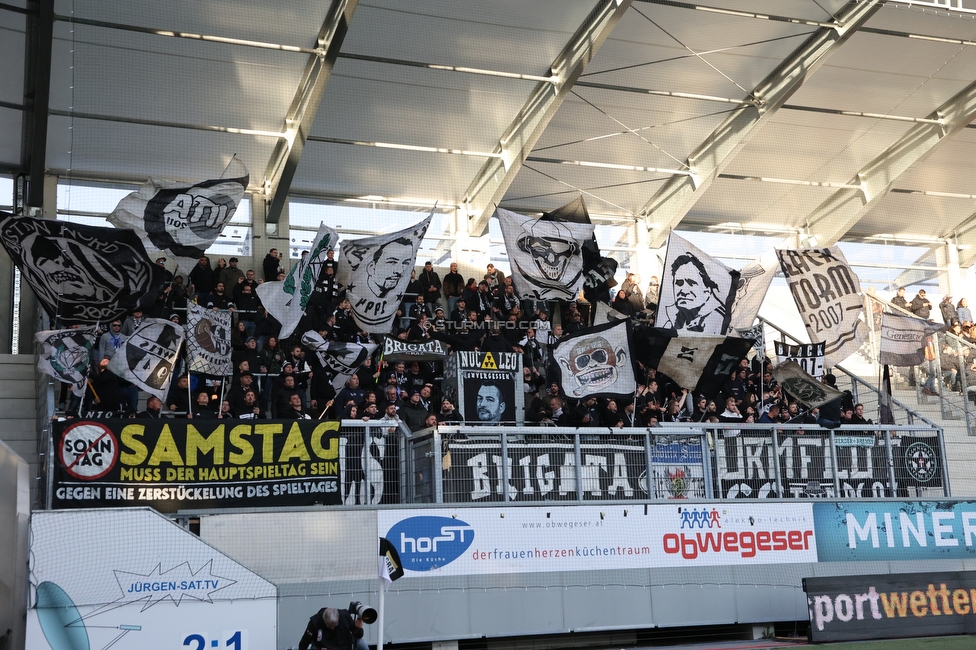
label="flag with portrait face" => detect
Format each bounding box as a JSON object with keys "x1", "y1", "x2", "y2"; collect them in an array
[
  {"x1": 184, "y1": 302, "x2": 232, "y2": 376},
  {"x1": 106, "y1": 157, "x2": 249, "y2": 275},
  {"x1": 257, "y1": 223, "x2": 339, "y2": 340},
  {"x1": 776, "y1": 246, "x2": 866, "y2": 366},
  {"x1": 495, "y1": 207, "x2": 595, "y2": 301},
  {"x1": 553, "y1": 320, "x2": 636, "y2": 399},
  {"x1": 0, "y1": 212, "x2": 166, "y2": 325},
  {"x1": 657, "y1": 233, "x2": 738, "y2": 335},
  {"x1": 36, "y1": 327, "x2": 95, "y2": 396},
  {"x1": 729, "y1": 253, "x2": 778, "y2": 330},
  {"x1": 337, "y1": 211, "x2": 433, "y2": 334},
  {"x1": 107, "y1": 318, "x2": 185, "y2": 400}
]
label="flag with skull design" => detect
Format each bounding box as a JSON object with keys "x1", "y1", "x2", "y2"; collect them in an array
[
  {"x1": 301, "y1": 330, "x2": 378, "y2": 391},
  {"x1": 36, "y1": 327, "x2": 96, "y2": 396},
  {"x1": 0, "y1": 211, "x2": 167, "y2": 325},
  {"x1": 553, "y1": 319, "x2": 636, "y2": 399},
  {"x1": 495, "y1": 207, "x2": 595, "y2": 301},
  {"x1": 106, "y1": 157, "x2": 249, "y2": 275}
]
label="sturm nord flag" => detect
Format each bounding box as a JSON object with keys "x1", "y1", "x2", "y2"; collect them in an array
[
  {"x1": 0, "y1": 212, "x2": 165, "y2": 325},
  {"x1": 495, "y1": 206, "x2": 595, "y2": 301},
  {"x1": 107, "y1": 157, "x2": 248, "y2": 275}
]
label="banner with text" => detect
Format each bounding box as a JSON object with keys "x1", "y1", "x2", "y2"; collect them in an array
[
  {"x1": 774, "y1": 341, "x2": 825, "y2": 378},
  {"x1": 50, "y1": 419, "x2": 380, "y2": 511},
  {"x1": 378, "y1": 503, "x2": 816, "y2": 577}
]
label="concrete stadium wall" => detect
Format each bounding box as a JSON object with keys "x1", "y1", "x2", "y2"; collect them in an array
[{"x1": 0, "y1": 440, "x2": 29, "y2": 650}]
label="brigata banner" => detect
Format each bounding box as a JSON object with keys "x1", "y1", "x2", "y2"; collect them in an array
[
  {"x1": 813, "y1": 501, "x2": 976, "y2": 562},
  {"x1": 804, "y1": 570, "x2": 976, "y2": 642},
  {"x1": 378, "y1": 503, "x2": 816, "y2": 576},
  {"x1": 443, "y1": 438, "x2": 706, "y2": 502},
  {"x1": 382, "y1": 337, "x2": 447, "y2": 362},
  {"x1": 51, "y1": 419, "x2": 349, "y2": 512}
]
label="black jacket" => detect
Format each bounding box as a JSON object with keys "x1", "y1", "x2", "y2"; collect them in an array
[{"x1": 298, "y1": 608, "x2": 363, "y2": 650}]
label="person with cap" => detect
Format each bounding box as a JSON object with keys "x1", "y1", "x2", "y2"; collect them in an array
[
  {"x1": 98, "y1": 320, "x2": 127, "y2": 361},
  {"x1": 940, "y1": 294, "x2": 958, "y2": 325},
  {"x1": 911, "y1": 289, "x2": 932, "y2": 319},
  {"x1": 432, "y1": 306, "x2": 447, "y2": 332},
  {"x1": 419, "y1": 260, "x2": 442, "y2": 307},
  {"x1": 220, "y1": 256, "x2": 245, "y2": 288},
  {"x1": 155, "y1": 255, "x2": 174, "y2": 283}
]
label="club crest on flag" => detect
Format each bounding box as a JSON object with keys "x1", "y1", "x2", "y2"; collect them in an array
[
  {"x1": 302, "y1": 331, "x2": 378, "y2": 391},
  {"x1": 185, "y1": 302, "x2": 232, "y2": 376},
  {"x1": 108, "y1": 319, "x2": 185, "y2": 400},
  {"x1": 36, "y1": 327, "x2": 95, "y2": 394}
]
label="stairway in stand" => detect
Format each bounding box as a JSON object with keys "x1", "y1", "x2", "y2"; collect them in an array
[{"x1": 0, "y1": 355, "x2": 42, "y2": 507}]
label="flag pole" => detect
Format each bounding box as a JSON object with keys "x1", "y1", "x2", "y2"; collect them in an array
[{"x1": 377, "y1": 574, "x2": 386, "y2": 650}]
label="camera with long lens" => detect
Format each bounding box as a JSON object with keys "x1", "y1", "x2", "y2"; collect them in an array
[{"x1": 348, "y1": 601, "x2": 377, "y2": 624}]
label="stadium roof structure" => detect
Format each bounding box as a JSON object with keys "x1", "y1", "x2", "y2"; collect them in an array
[{"x1": 4, "y1": 0, "x2": 976, "y2": 271}]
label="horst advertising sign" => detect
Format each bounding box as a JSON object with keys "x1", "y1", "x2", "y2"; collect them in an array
[
  {"x1": 52, "y1": 420, "x2": 351, "y2": 512},
  {"x1": 378, "y1": 504, "x2": 817, "y2": 576}
]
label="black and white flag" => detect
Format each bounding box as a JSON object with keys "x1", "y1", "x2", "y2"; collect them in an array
[
  {"x1": 540, "y1": 197, "x2": 618, "y2": 304},
  {"x1": 495, "y1": 206, "x2": 595, "y2": 301},
  {"x1": 774, "y1": 341, "x2": 825, "y2": 378},
  {"x1": 36, "y1": 327, "x2": 95, "y2": 396},
  {"x1": 776, "y1": 246, "x2": 866, "y2": 366},
  {"x1": 772, "y1": 360, "x2": 843, "y2": 409},
  {"x1": 106, "y1": 157, "x2": 249, "y2": 274},
  {"x1": 879, "y1": 312, "x2": 943, "y2": 366},
  {"x1": 729, "y1": 253, "x2": 778, "y2": 330},
  {"x1": 185, "y1": 302, "x2": 232, "y2": 376},
  {"x1": 301, "y1": 331, "x2": 378, "y2": 391},
  {"x1": 0, "y1": 212, "x2": 165, "y2": 325},
  {"x1": 379, "y1": 537, "x2": 404, "y2": 585},
  {"x1": 553, "y1": 320, "x2": 636, "y2": 399},
  {"x1": 107, "y1": 318, "x2": 185, "y2": 400},
  {"x1": 381, "y1": 337, "x2": 447, "y2": 363},
  {"x1": 633, "y1": 327, "x2": 753, "y2": 399},
  {"x1": 657, "y1": 233, "x2": 738, "y2": 334},
  {"x1": 257, "y1": 223, "x2": 339, "y2": 339},
  {"x1": 337, "y1": 212, "x2": 433, "y2": 334},
  {"x1": 734, "y1": 324, "x2": 765, "y2": 362}
]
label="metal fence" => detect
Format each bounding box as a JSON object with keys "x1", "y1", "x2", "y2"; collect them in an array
[{"x1": 403, "y1": 423, "x2": 948, "y2": 503}]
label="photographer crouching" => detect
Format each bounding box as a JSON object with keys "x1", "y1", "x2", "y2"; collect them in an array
[{"x1": 298, "y1": 601, "x2": 375, "y2": 650}]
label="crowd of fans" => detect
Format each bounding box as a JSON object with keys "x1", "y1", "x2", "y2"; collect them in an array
[{"x1": 66, "y1": 252, "x2": 885, "y2": 436}]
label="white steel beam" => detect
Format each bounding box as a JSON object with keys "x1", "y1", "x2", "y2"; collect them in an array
[
  {"x1": 806, "y1": 78, "x2": 976, "y2": 247},
  {"x1": 263, "y1": 0, "x2": 359, "y2": 224},
  {"x1": 639, "y1": 0, "x2": 880, "y2": 248},
  {"x1": 463, "y1": 0, "x2": 633, "y2": 237}
]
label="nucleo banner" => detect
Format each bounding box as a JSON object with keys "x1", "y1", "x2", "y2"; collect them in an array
[{"x1": 378, "y1": 504, "x2": 816, "y2": 576}]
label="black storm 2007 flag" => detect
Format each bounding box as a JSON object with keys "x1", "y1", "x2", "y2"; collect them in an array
[{"x1": 0, "y1": 212, "x2": 165, "y2": 325}]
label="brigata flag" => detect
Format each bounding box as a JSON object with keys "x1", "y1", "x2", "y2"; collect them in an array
[
  {"x1": 0, "y1": 212, "x2": 165, "y2": 325},
  {"x1": 35, "y1": 327, "x2": 95, "y2": 396},
  {"x1": 776, "y1": 246, "x2": 866, "y2": 366},
  {"x1": 185, "y1": 302, "x2": 232, "y2": 376},
  {"x1": 257, "y1": 223, "x2": 339, "y2": 339},
  {"x1": 379, "y1": 537, "x2": 404, "y2": 585},
  {"x1": 301, "y1": 330, "x2": 377, "y2": 391},
  {"x1": 879, "y1": 312, "x2": 943, "y2": 366},
  {"x1": 553, "y1": 319, "x2": 636, "y2": 399},
  {"x1": 772, "y1": 360, "x2": 843, "y2": 409},
  {"x1": 633, "y1": 326, "x2": 753, "y2": 399},
  {"x1": 337, "y1": 211, "x2": 433, "y2": 334},
  {"x1": 107, "y1": 318, "x2": 185, "y2": 400},
  {"x1": 106, "y1": 157, "x2": 248, "y2": 275},
  {"x1": 657, "y1": 232, "x2": 738, "y2": 334},
  {"x1": 495, "y1": 206, "x2": 595, "y2": 301},
  {"x1": 382, "y1": 337, "x2": 447, "y2": 363}
]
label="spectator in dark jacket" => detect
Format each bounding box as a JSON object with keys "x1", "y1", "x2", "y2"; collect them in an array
[
  {"x1": 891, "y1": 287, "x2": 908, "y2": 311},
  {"x1": 910, "y1": 290, "x2": 932, "y2": 319},
  {"x1": 940, "y1": 295, "x2": 958, "y2": 324}
]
